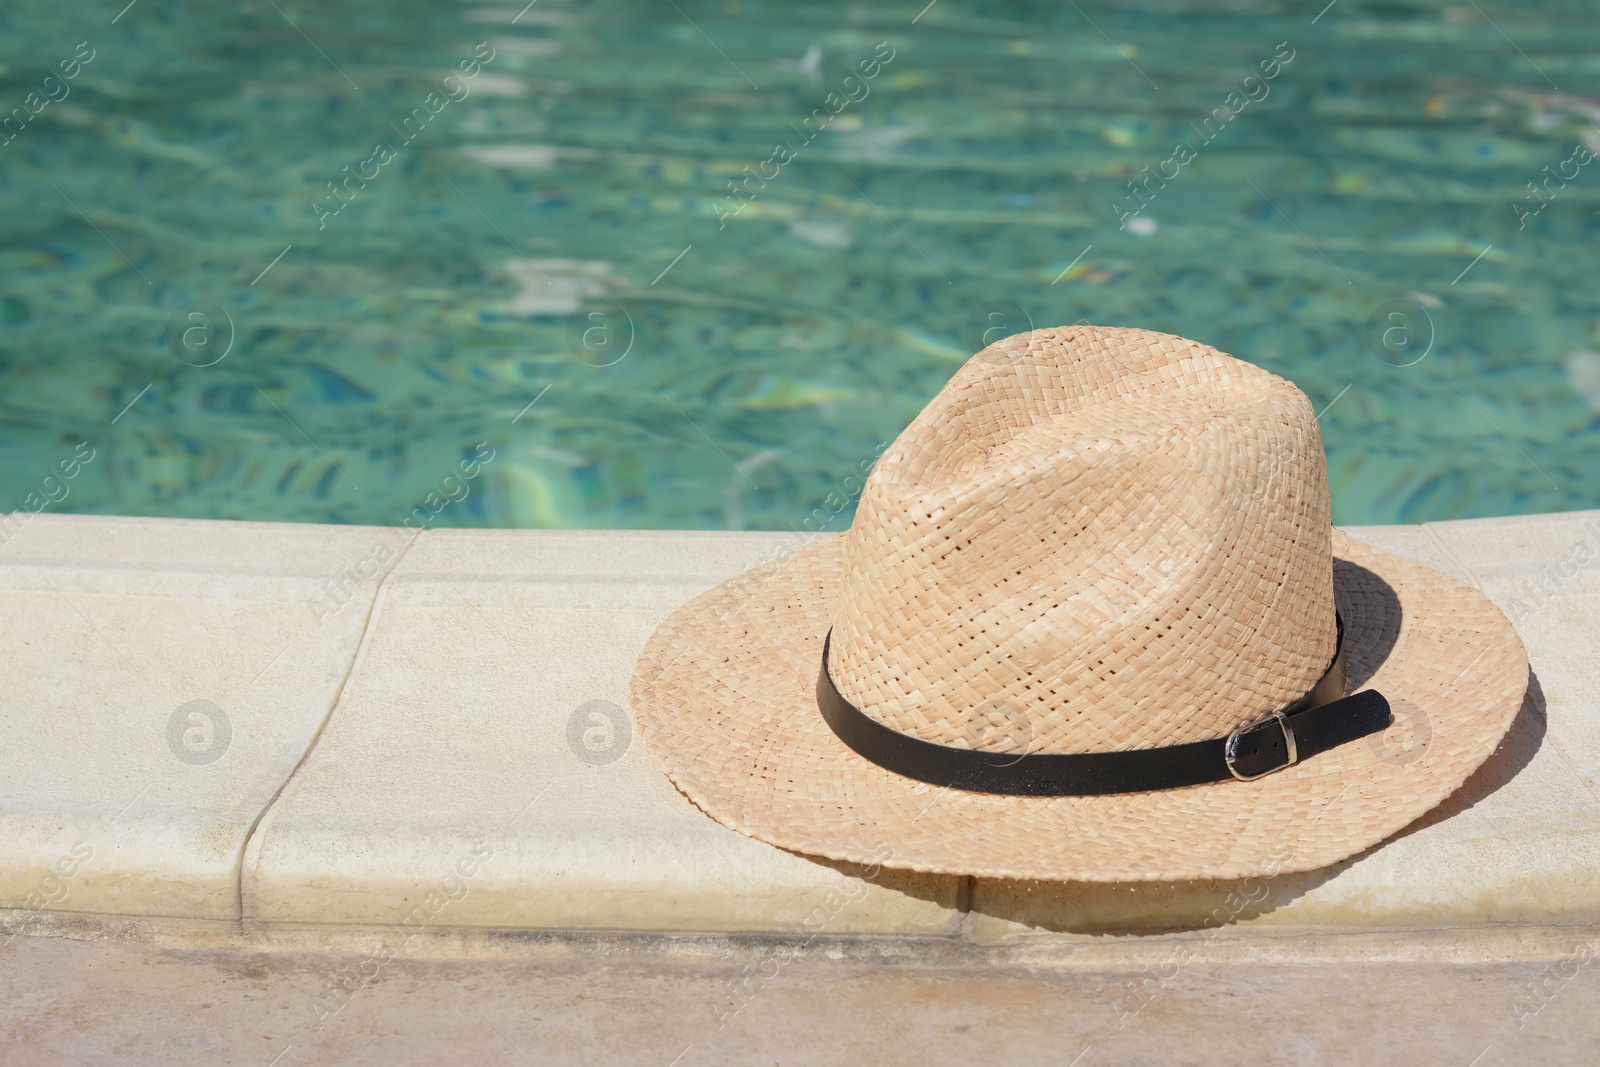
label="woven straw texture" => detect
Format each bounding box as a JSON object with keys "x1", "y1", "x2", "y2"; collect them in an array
[
  {"x1": 630, "y1": 327, "x2": 1529, "y2": 882},
  {"x1": 829, "y1": 325, "x2": 1334, "y2": 754}
]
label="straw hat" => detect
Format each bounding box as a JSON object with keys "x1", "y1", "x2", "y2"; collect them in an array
[{"x1": 630, "y1": 325, "x2": 1528, "y2": 882}]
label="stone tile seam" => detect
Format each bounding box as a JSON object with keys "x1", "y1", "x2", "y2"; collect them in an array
[
  {"x1": 1543, "y1": 735, "x2": 1600, "y2": 815},
  {"x1": 957, "y1": 877, "x2": 976, "y2": 941},
  {"x1": 236, "y1": 531, "x2": 422, "y2": 925},
  {"x1": 1421, "y1": 522, "x2": 1486, "y2": 592}
]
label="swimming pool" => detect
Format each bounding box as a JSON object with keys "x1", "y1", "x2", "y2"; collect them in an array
[{"x1": 2, "y1": 0, "x2": 1597, "y2": 531}]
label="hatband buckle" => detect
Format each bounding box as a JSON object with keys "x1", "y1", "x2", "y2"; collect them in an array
[{"x1": 1225, "y1": 713, "x2": 1298, "y2": 782}]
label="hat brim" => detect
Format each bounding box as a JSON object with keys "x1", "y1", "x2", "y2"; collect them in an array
[{"x1": 630, "y1": 531, "x2": 1529, "y2": 882}]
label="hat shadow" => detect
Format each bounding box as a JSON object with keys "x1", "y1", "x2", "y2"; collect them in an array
[
  {"x1": 788, "y1": 853, "x2": 973, "y2": 919},
  {"x1": 1334, "y1": 557, "x2": 1400, "y2": 690}
]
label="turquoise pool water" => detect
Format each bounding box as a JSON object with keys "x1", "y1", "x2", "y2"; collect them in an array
[{"x1": 2, "y1": 0, "x2": 1597, "y2": 531}]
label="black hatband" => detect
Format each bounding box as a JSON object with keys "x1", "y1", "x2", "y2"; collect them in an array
[{"x1": 815, "y1": 615, "x2": 1392, "y2": 796}]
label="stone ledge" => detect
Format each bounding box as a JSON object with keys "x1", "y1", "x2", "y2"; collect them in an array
[
  {"x1": 242, "y1": 527, "x2": 962, "y2": 936},
  {"x1": 9, "y1": 906, "x2": 1600, "y2": 969},
  {"x1": 0, "y1": 515, "x2": 396, "y2": 920},
  {"x1": 0, "y1": 510, "x2": 1596, "y2": 944}
]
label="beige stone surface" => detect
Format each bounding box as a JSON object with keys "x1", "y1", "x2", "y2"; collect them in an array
[
  {"x1": 971, "y1": 511, "x2": 1600, "y2": 944},
  {"x1": 244, "y1": 529, "x2": 963, "y2": 934},
  {"x1": 1427, "y1": 511, "x2": 1600, "y2": 801},
  {"x1": 0, "y1": 515, "x2": 399, "y2": 920},
  {"x1": 1340, "y1": 520, "x2": 1475, "y2": 584},
  {"x1": 1425, "y1": 509, "x2": 1600, "y2": 587},
  {"x1": 5, "y1": 932, "x2": 1597, "y2": 1066}
]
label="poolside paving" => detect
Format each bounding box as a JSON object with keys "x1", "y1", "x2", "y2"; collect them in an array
[
  {"x1": 0, "y1": 515, "x2": 393, "y2": 921},
  {"x1": 242, "y1": 528, "x2": 961, "y2": 935},
  {"x1": 1, "y1": 510, "x2": 1598, "y2": 949},
  {"x1": 7, "y1": 932, "x2": 1599, "y2": 1066}
]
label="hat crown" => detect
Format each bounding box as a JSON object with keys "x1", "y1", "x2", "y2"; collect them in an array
[{"x1": 826, "y1": 325, "x2": 1336, "y2": 757}]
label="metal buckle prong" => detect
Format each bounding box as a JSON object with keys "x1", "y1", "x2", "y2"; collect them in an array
[{"x1": 1225, "y1": 713, "x2": 1298, "y2": 782}]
